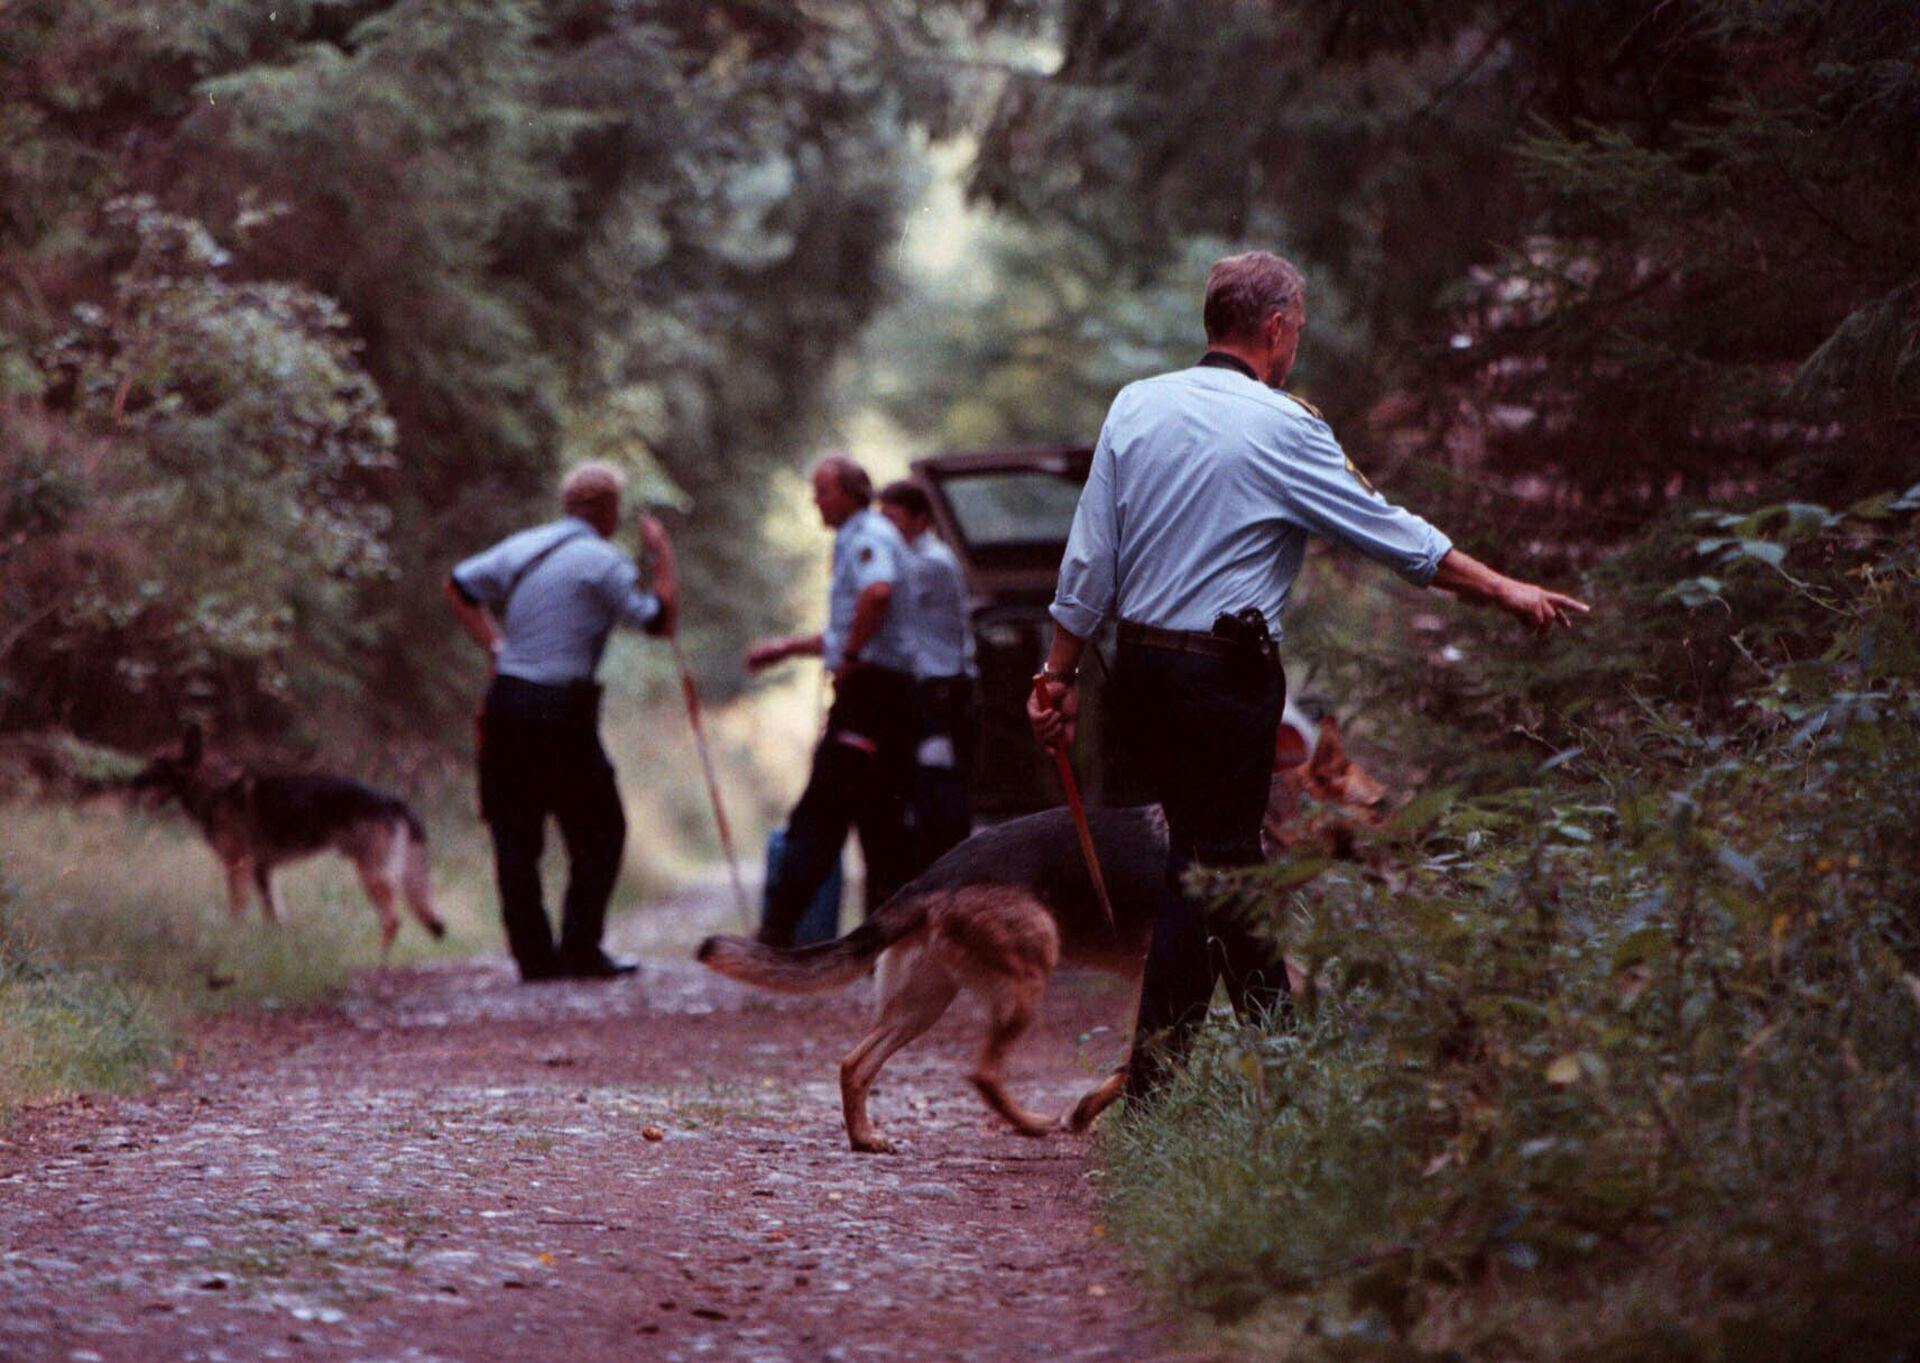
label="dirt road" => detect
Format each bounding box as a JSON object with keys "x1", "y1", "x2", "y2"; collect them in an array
[{"x1": 0, "y1": 885, "x2": 1189, "y2": 1363}]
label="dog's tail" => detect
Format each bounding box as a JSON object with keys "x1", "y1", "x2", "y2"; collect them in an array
[{"x1": 697, "y1": 893, "x2": 927, "y2": 995}]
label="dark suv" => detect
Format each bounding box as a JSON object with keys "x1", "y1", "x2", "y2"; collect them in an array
[{"x1": 911, "y1": 445, "x2": 1152, "y2": 820}]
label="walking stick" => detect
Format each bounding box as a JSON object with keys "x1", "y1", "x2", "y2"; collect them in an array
[
  {"x1": 1030, "y1": 676, "x2": 1116, "y2": 929},
  {"x1": 673, "y1": 637, "x2": 754, "y2": 932}
]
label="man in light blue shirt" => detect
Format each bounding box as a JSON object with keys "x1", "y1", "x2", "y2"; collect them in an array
[
  {"x1": 879, "y1": 479, "x2": 977, "y2": 865},
  {"x1": 1029, "y1": 250, "x2": 1589, "y2": 1101},
  {"x1": 445, "y1": 462, "x2": 679, "y2": 982},
  {"x1": 746, "y1": 456, "x2": 918, "y2": 946}
]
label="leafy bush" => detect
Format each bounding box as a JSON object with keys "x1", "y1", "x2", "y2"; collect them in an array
[
  {"x1": 3, "y1": 197, "x2": 399, "y2": 741},
  {"x1": 1102, "y1": 495, "x2": 1920, "y2": 1358}
]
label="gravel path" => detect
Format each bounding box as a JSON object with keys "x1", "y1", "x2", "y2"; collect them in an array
[{"x1": 0, "y1": 885, "x2": 1194, "y2": 1362}]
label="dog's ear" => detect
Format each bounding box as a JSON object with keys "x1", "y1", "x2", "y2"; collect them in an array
[
  {"x1": 1309, "y1": 715, "x2": 1348, "y2": 777},
  {"x1": 1273, "y1": 722, "x2": 1311, "y2": 772}
]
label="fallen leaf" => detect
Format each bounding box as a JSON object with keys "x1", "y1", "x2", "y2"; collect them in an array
[
  {"x1": 641, "y1": 1126, "x2": 665, "y2": 1142},
  {"x1": 1546, "y1": 1054, "x2": 1581, "y2": 1086}
]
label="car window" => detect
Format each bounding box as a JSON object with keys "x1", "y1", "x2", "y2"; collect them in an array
[{"x1": 938, "y1": 472, "x2": 1083, "y2": 547}]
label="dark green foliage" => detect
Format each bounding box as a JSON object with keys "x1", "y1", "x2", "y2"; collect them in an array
[
  {"x1": 3, "y1": 199, "x2": 398, "y2": 737},
  {"x1": 2, "y1": 0, "x2": 927, "y2": 742},
  {"x1": 1102, "y1": 498, "x2": 1920, "y2": 1357},
  {"x1": 947, "y1": 0, "x2": 1920, "y2": 517}
]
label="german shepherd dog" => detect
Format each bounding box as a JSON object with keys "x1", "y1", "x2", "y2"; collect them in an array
[
  {"x1": 133, "y1": 728, "x2": 447, "y2": 954},
  {"x1": 698, "y1": 709, "x2": 1388, "y2": 1154}
]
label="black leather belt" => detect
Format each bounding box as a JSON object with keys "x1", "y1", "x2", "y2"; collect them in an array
[{"x1": 1117, "y1": 619, "x2": 1243, "y2": 660}]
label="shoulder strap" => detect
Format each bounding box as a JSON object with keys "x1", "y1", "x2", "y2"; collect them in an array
[{"x1": 502, "y1": 525, "x2": 591, "y2": 623}]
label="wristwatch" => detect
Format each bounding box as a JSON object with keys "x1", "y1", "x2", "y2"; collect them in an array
[{"x1": 1034, "y1": 666, "x2": 1077, "y2": 687}]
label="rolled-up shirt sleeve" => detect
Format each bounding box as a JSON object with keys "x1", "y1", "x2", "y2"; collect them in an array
[
  {"x1": 449, "y1": 544, "x2": 512, "y2": 606},
  {"x1": 595, "y1": 558, "x2": 663, "y2": 633},
  {"x1": 1270, "y1": 420, "x2": 1452, "y2": 585},
  {"x1": 1049, "y1": 426, "x2": 1120, "y2": 638}
]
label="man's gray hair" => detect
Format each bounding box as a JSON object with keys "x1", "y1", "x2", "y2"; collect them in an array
[
  {"x1": 560, "y1": 461, "x2": 625, "y2": 514},
  {"x1": 1203, "y1": 251, "x2": 1306, "y2": 343},
  {"x1": 817, "y1": 454, "x2": 873, "y2": 505}
]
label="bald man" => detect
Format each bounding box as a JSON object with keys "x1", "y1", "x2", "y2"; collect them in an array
[{"x1": 446, "y1": 462, "x2": 679, "y2": 982}]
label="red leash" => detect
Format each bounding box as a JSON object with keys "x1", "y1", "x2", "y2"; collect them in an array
[{"x1": 1031, "y1": 676, "x2": 1117, "y2": 929}]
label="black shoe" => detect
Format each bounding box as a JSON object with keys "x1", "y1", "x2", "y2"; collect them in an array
[
  {"x1": 518, "y1": 961, "x2": 566, "y2": 984},
  {"x1": 558, "y1": 951, "x2": 638, "y2": 980}
]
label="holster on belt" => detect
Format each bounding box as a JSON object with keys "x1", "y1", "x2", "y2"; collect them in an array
[{"x1": 1211, "y1": 606, "x2": 1280, "y2": 684}]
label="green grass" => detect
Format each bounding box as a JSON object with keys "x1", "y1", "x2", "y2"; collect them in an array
[
  {"x1": 0, "y1": 695, "x2": 800, "y2": 1117},
  {"x1": 0, "y1": 956, "x2": 169, "y2": 1104},
  {"x1": 0, "y1": 792, "x2": 494, "y2": 1116}
]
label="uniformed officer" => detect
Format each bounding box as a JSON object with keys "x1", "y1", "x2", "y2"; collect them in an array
[
  {"x1": 877, "y1": 479, "x2": 977, "y2": 866},
  {"x1": 746, "y1": 456, "x2": 918, "y2": 947},
  {"x1": 1028, "y1": 250, "x2": 1588, "y2": 1099},
  {"x1": 445, "y1": 462, "x2": 679, "y2": 982}
]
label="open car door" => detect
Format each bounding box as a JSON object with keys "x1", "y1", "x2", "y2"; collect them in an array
[{"x1": 910, "y1": 446, "x2": 1150, "y2": 820}]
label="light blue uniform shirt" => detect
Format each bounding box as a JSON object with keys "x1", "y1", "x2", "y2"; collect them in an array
[
  {"x1": 823, "y1": 508, "x2": 914, "y2": 674},
  {"x1": 899, "y1": 533, "x2": 976, "y2": 680},
  {"x1": 450, "y1": 516, "x2": 662, "y2": 685},
  {"x1": 1050, "y1": 363, "x2": 1453, "y2": 640}
]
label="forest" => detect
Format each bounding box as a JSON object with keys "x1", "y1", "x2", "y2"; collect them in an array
[{"x1": 3, "y1": 1, "x2": 1917, "y2": 1358}]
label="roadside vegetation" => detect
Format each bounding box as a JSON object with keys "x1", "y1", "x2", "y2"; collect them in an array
[
  {"x1": 0, "y1": 691, "x2": 795, "y2": 1118},
  {"x1": 1101, "y1": 497, "x2": 1920, "y2": 1358}
]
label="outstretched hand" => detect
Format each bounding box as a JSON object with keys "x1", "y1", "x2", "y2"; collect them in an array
[{"x1": 1499, "y1": 580, "x2": 1591, "y2": 635}]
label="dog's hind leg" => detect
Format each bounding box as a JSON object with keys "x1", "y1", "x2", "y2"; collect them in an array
[
  {"x1": 223, "y1": 858, "x2": 255, "y2": 921},
  {"x1": 398, "y1": 822, "x2": 446, "y2": 941},
  {"x1": 352, "y1": 826, "x2": 403, "y2": 958},
  {"x1": 840, "y1": 959, "x2": 957, "y2": 1154},
  {"x1": 967, "y1": 971, "x2": 1058, "y2": 1137},
  {"x1": 251, "y1": 863, "x2": 281, "y2": 923}
]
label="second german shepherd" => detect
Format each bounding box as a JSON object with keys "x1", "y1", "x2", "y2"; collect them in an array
[
  {"x1": 133, "y1": 729, "x2": 447, "y2": 954},
  {"x1": 699, "y1": 709, "x2": 1389, "y2": 1153}
]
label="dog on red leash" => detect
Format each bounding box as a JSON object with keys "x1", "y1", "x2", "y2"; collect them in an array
[{"x1": 699, "y1": 701, "x2": 1392, "y2": 1153}]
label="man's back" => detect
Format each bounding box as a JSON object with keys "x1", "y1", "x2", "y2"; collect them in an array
[
  {"x1": 450, "y1": 517, "x2": 661, "y2": 684},
  {"x1": 901, "y1": 533, "x2": 973, "y2": 680},
  {"x1": 1053, "y1": 362, "x2": 1451, "y2": 640}
]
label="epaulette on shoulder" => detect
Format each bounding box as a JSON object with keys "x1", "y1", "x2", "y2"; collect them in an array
[{"x1": 1281, "y1": 390, "x2": 1325, "y2": 421}]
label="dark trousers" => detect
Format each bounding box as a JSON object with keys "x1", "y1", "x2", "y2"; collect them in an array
[
  {"x1": 760, "y1": 665, "x2": 916, "y2": 948},
  {"x1": 909, "y1": 675, "x2": 975, "y2": 869},
  {"x1": 479, "y1": 675, "x2": 627, "y2": 977},
  {"x1": 1113, "y1": 643, "x2": 1287, "y2": 1099}
]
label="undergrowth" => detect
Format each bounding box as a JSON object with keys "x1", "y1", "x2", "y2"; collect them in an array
[
  {"x1": 1102, "y1": 489, "x2": 1920, "y2": 1358},
  {"x1": 0, "y1": 693, "x2": 794, "y2": 1116}
]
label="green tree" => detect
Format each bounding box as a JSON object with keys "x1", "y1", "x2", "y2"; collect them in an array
[
  {"x1": 940, "y1": 0, "x2": 1919, "y2": 516},
  {"x1": 2, "y1": 0, "x2": 939, "y2": 739}
]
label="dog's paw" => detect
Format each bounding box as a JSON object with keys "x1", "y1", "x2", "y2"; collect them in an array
[
  {"x1": 1067, "y1": 1088, "x2": 1120, "y2": 1133},
  {"x1": 849, "y1": 1132, "x2": 897, "y2": 1155}
]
